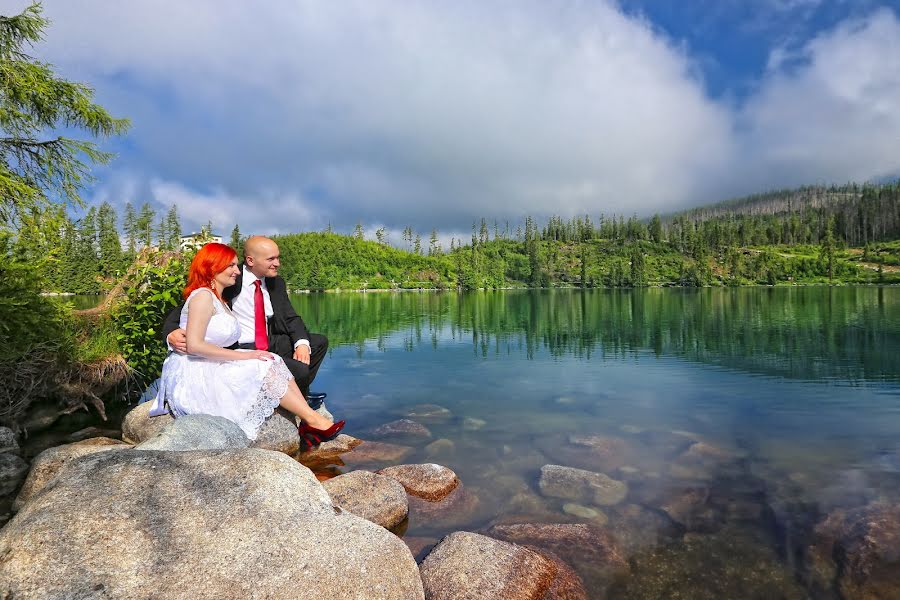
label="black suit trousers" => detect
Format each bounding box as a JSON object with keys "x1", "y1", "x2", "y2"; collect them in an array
[{"x1": 276, "y1": 333, "x2": 328, "y2": 397}]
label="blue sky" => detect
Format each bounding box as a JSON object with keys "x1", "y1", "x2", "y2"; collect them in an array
[{"x1": 24, "y1": 0, "x2": 900, "y2": 240}]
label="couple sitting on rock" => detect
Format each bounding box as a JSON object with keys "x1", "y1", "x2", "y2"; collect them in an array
[{"x1": 149, "y1": 235, "x2": 344, "y2": 447}]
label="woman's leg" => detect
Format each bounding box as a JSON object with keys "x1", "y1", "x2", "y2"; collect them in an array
[{"x1": 279, "y1": 378, "x2": 332, "y2": 430}]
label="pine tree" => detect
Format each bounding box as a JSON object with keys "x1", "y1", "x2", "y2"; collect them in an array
[
  {"x1": 375, "y1": 227, "x2": 386, "y2": 245},
  {"x1": 166, "y1": 205, "x2": 181, "y2": 249},
  {"x1": 123, "y1": 202, "x2": 137, "y2": 255},
  {"x1": 229, "y1": 224, "x2": 241, "y2": 251},
  {"x1": 136, "y1": 202, "x2": 155, "y2": 248},
  {"x1": 353, "y1": 222, "x2": 364, "y2": 240},
  {"x1": 156, "y1": 214, "x2": 169, "y2": 249},
  {"x1": 429, "y1": 229, "x2": 439, "y2": 256},
  {"x1": 0, "y1": 3, "x2": 129, "y2": 229},
  {"x1": 414, "y1": 233, "x2": 422, "y2": 255},
  {"x1": 649, "y1": 214, "x2": 663, "y2": 243},
  {"x1": 96, "y1": 201, "x2": 122, "y2": 276}
]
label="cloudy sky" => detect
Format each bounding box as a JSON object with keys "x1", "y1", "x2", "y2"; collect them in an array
[{"x1": 22, "y1": 0, "x2": 900, "y2": 239}]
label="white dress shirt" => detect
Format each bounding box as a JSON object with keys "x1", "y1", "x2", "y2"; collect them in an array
[{"x1": 232, "y1": 266, "x2": 309, "y2": 349}]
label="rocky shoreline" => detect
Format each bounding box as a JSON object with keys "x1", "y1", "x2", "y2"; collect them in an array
[{"x1": 1, "y1": 403, "x2": 899, "y2": 598}]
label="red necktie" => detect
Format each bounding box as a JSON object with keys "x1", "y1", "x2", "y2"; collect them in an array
[{"x1": 253, "y1": 280, "x2": 268, "y2": 350}]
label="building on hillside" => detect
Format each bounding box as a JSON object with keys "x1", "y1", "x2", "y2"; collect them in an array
[{"x1": 180, "y1": 232, "x2": 223, "y2": 250}]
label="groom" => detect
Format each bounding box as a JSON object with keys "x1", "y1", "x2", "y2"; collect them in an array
[{"x1": 162, "y1": 235, "x2": 328, "y2": 407}]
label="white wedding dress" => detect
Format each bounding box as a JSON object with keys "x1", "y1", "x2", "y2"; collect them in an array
[{"x1": 149, "y1": 288, "x2": 292, "y2": 440}]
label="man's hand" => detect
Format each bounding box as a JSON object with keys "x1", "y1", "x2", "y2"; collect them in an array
[
  {"x1": 293, "y1": 344, "x2": 310, "y2": 365},
  {"x1": 167, "y1": 328, "x2": 188, "y2": 354}
]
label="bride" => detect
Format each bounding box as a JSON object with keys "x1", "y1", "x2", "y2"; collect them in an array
[{"x1": 150, "y1": 242, "x2": 343, "y2": 446}]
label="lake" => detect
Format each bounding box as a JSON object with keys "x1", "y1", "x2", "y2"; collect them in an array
[{"x1": 291, "y1": 287, "x2": 900, "y2": 597}]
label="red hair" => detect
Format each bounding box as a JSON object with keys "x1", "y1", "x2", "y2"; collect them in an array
[{"x1": 183, "y1": 243, "x2": 238, "y2": 300}]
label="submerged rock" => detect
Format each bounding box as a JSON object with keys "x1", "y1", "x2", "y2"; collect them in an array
[
  {"x1": 806, "y1": 502, "x2": 900, "y2": 599},
  {"x1": 420, "y1": 531, "x2": 585, "y2": 600},
  {"x1": 324, "y1": 470, "x2": 409, "y2": 530},
  {"x1": 13, "y1": 437, "x2": 130, "y2": 511},
  {"x1": 372, "y1": 419, "x2": 432, "y2": 442},
  {"x1": 562, "y1": 503, "x2": 608, "y2": 524},
  {"x1": 405, "y1": 404, "x2": 452, "y2": 423},
  {"x1": 341, "y1": 441, "x2": 415, "y2": 466},
  {"x1": 538, "y1": 464, "x2": 628, "y2": 506},
  {"x1": 135, "y1": 414, "x2": 249, "y2": 451},
  {"x1": 612, "y1": 527, "x2": 804, "y2": 599},
  {"x1": 0, "y1": 449, "x2": 425, "y2": 599},
  {"x1": 486, "y1": 522, "x2": 628, "y2": 590},
  {"x1": 462, "y1": 417, "x2": 487, "y2": 431},
  {"x1": 408, "y1": 483, "x2": 480, "y2": 529},
  {"x1": 377, "y1": 463, "x2": 459, "y2": 501},
  {"x1": 120, "y1": 401, "x2": 173, "y2": 444},
  {"x1": 424, "y1": 438, "x2": 456, "y2": 459}
]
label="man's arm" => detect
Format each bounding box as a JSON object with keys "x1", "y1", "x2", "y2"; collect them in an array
[
  {"x1": 270, "y1": 277, "x2": 310, "y2": 342},
  {"x1": 161, "y1": 304, "x2": 188, "y2": 354}
]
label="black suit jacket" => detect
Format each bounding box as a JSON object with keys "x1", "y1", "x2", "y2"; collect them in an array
[{"x1": 161, "y1": 271, "x2": 310, "y2": 356}]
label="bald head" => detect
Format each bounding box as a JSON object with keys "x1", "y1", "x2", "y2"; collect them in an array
[{"x1": 243, "y1": 236, "x2": 281, "y2": 279}]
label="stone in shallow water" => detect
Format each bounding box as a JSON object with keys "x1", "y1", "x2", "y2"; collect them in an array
[
  {"x1": 538, "y1": 464, "x2": 628, "y2": 506},
  {"x1": 424, "y1": 438, "x2": 455, "y2": 458},
  {"x1": 540, "y1": 433, "x2": 634, "y2": 472},
  {"x1": 462, "y1": 417, "x2": 486, "y2": 431},
  {"x1": 341, "y1": 441, "x2": 415, "y2": 466},
  {"x1": 323, "y1": 470, "x2": 409, "y2": 530},
  {"x1": 806, "y1": 502, "x2": 900, "y2": 599},
  {"x1": 562, "y1": 502, "x2": 608, "y2": 524},
  {"x1": 13, "y1": 437, "x2": 130, "y2": 511},
  {"x1": 486, "y1": 522, "x2": 628, "y2": 592},
  {"x1": 611, "y1": 527, "x2": 805, "y2": 599},
  {"x1": 295, "y1": 434, "x2": 363, "y2": 468},
  {"x1": 420, "y1": 531, "x2": 584, "y2": 600},
  {"x1": 372, "y1": 419, "x2": 432, "y2": 442},
  {"x1": 377, "y1": 463, "x2": 459, "y2": 501},
  {"x1": 407, "y1": 484, "x2": 480, "y2": 529},
  {"x1": 404, "y1": 404, "x2": 452, "y2": 423},
  {"x1": 0, "y1": 449, "x2": 425, "y2": 599}
]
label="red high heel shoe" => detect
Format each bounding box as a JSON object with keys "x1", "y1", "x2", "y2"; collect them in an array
[{"x1": 298, "y1": 420, "x2": 346, "y2": 448}]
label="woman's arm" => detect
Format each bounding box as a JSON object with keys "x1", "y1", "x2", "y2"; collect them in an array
[{"x1": 185, "y1": 291, "x2": 271, "y2": 361}]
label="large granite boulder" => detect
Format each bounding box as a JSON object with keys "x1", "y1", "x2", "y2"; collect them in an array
[
  {"x1": 121, "y1": 401, "x2": 174, "y2": 444},
  {"x1": 806, "y1": 502, "x2": 900, "y2": 599},
  {"x1": 377, "y1": 464, "x2": 460, "y2": 501},
  {"x1": 419, "y1": 531, "x2": 586, "y2": 600},
  {"x1": 538, "y1": 464, "x2": 628, "y2": 506},
  {"x1": 251, "y1": 407, "x2": 301, "y2": 454},
  {"x1": 136, "y1": 414, "x2": 249, "y2": 451},
  {"x1": 324, "y1": 470, "x2": 409, "y2": 530},
  {"x1": 0, "y1": 448, "x2": 423, "y2": 599},
  {"x1": 12, "y1": 437, "x2": 130, "y2": 512}
]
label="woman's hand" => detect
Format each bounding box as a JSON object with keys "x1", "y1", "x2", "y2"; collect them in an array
[{"x1": 243, "y1": 350, "x2": 275, "y2": 361}]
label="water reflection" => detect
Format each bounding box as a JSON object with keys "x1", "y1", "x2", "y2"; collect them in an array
[{"x1": 292, "y1": 288, "x2": 900, "y2": 384}]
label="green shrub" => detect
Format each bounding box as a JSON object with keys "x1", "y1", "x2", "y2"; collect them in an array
[{"x1": 113, "y1": 251, "x2": 187, "y2": 384}]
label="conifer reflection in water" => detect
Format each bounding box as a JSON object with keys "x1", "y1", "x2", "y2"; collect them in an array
[{"x1": 294, "y1": 288, "x2": 900, "y2": 598}]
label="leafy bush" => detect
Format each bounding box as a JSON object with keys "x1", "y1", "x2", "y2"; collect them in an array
[{"x1": 113, "y1": 251, "x2": 187, "y2": 384}]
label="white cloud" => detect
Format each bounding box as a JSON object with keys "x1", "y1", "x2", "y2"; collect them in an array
[
  {"x1": 741, "y1": 8, "x2": 900, "y2": 187},
  {"x1": 28, "y1": 1, "x2": 900, "y2": 233}
]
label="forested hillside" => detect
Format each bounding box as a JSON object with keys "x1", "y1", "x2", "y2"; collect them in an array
[{"x1": 28, "y1": 181, "x2": 900, "y2": 294}]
